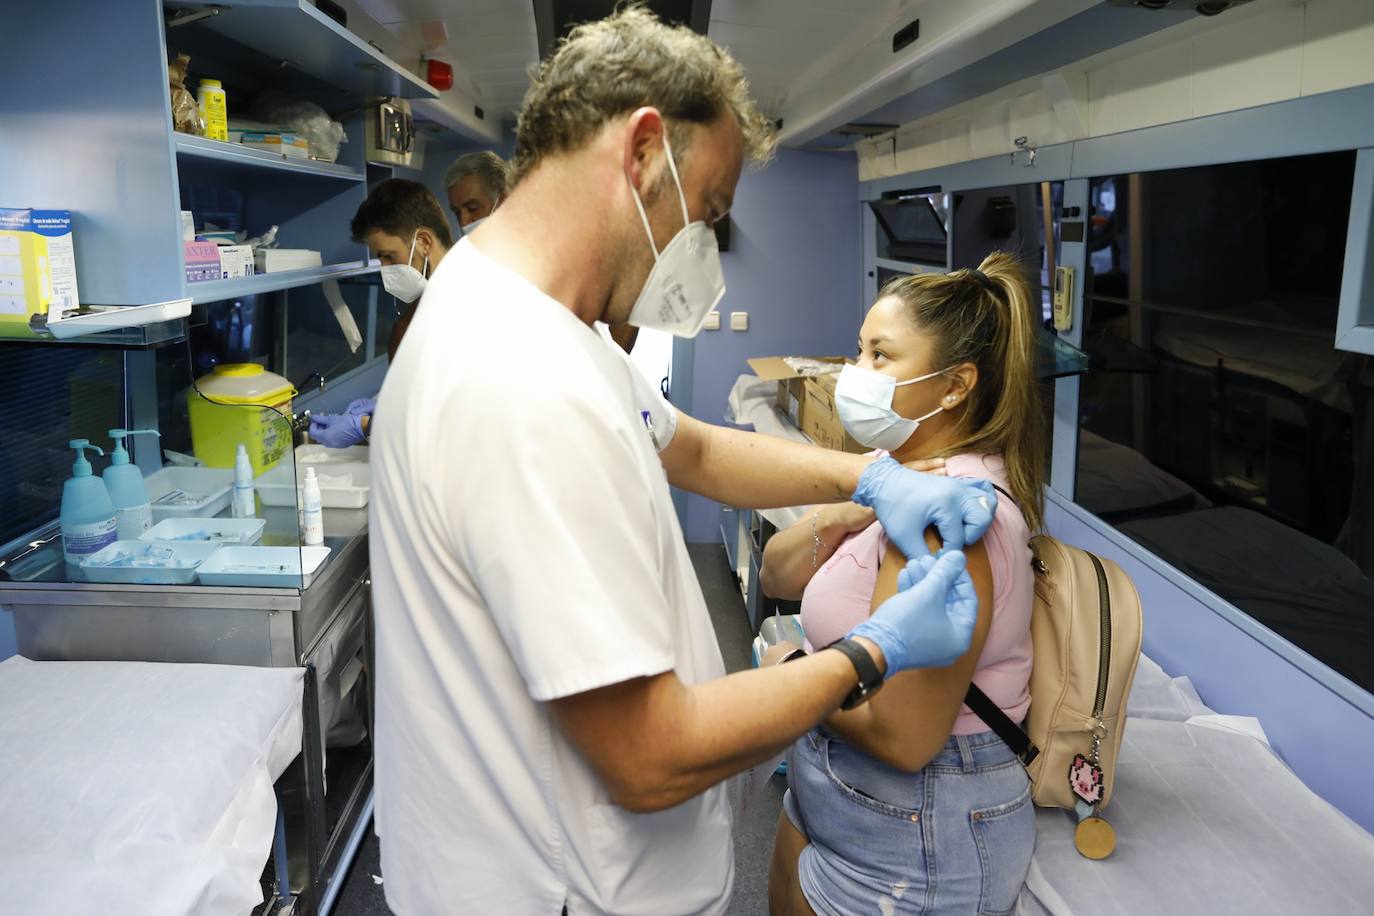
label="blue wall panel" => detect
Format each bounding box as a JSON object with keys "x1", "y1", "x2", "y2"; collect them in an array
[{"x1": 682, "y1": 149, "x2": 863, "y2": 542}]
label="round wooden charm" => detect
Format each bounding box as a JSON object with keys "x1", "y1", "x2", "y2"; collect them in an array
[{"x1": 1074, "y1": 815, "x2": 1117, "y2": 860}]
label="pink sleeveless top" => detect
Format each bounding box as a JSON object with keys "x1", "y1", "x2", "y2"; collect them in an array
[{"x1": 800, "y1": 454, "x2": 1033, "y2": 735}]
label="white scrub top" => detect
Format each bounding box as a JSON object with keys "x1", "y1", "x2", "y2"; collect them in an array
[
  {"x1": 594, "y1": 320, "x2": 678, "y2": 452},
  {"x1": 368, "y1": 239, "x2": 732, "y2": 916}
]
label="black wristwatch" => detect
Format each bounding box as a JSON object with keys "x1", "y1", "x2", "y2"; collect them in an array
[{"x1": 824, "y1": 638, "x2": 884, "y2": 710}]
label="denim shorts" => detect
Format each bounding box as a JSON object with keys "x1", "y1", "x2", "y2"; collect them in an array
[{"x1": 783, "y1": 728, "x2": 1034, "y2": 916}]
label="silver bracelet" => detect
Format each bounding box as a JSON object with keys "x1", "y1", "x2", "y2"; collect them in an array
[{"x1": 810, "y1": 510, "x2": 830, "y2": 568}]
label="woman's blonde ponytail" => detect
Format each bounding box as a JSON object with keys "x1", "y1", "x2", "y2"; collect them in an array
[{"x1": 974, "y1": 252, "x2": 1046, "y2": 531}]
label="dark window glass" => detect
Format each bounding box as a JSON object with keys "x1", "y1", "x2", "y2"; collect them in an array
[
  {"x1": 1075, "y1": 151, "x2": 1374, "y2": 691},
  {"x1": 872, "y1": 192, "x2": 947, "y2": 265},
  {"x1": 0, "y1": 347, "x2": 125, "y2": 547}
]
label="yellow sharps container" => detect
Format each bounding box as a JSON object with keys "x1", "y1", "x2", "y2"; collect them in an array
[{"x1": 188, "y1": 363, "x2": 295, "y2": 474}]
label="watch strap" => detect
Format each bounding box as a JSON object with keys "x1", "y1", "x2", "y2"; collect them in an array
[{"x1": 824, "y1": 637, "x2": 883, "y2": 709}]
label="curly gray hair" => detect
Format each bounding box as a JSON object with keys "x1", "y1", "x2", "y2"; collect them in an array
[{"x1": 443, "y1": 151, "x2": 509, "y2": 202}]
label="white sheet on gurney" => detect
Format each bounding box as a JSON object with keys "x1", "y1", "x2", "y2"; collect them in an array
[
  {"x1": 0, "y1": 656, "x2": 304, "y2": 916},
  {"x1": 1019, "y1": 655, "x2": 1374, "y2": 915}
]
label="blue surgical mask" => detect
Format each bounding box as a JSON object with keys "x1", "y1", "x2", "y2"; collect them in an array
[{"x1": 835, "y1": 363, "x2": 952, "y2": 451}]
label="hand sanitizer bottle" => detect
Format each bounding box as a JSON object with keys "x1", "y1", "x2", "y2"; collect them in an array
[
  {"x1": 232, "y1": 444, "x2": 256, "y2": 518},
  {"x1": 104, "y1": 428, "x2": 160, "y2": 540},
  {"x1": 301, "y1": 466, "x2": 324, "y2": 546},
  {"x1": 62, "y1": 439, "x2": 118, "y2": 564}
]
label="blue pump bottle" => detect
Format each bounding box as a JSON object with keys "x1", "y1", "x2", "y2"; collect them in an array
[
  {"x1": 61, "y1": 439, "x2": 118, "y2": 564},
  {"x1": 104, "y1": 428, "x2": 161, "y2": 540}
]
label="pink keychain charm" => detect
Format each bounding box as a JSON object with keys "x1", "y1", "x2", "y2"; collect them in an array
[{"x1": 1069, "y1": 753, "x2": 1104, "y2": 806}]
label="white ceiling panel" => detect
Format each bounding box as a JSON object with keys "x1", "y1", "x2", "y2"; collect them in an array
[{"x1": 353, "y1": 0, "x2": 961, "y2": 140}]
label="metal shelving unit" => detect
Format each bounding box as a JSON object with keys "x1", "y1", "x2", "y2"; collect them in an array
[{"x1": 174, "y1": 134, "x2": 367, "y2": 182}]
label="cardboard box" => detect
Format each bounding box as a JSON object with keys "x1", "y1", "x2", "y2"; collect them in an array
[
  {"x1": 184, "y1": 240, "x2": 221, "y2": 283},
  {"x1": 217, "y1": 244, "x2": 254, "y2": 279},
  {"x1": 254, "y1": 248, "x2": 322, "y2": 273},
  {"x1": 800, "y1": 371, "x2": 868, "y2": 455},
  {"x1": 238, "y1": 131, "x2": 311, "y2": 159},
  {"x1": 746, "y1": 356, "x2": 867, "y2": 454},
  {"x1": 0, "y1": 208, "x2": 81, "y2": 338}
]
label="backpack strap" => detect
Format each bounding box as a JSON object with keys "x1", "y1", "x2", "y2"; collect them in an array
[
  {"x1": 963, "y1": 479, "x2": 1041, "y2": 768},
  {"x1": 965, "y1": 682, "x2": 1039, "y2": 767}
]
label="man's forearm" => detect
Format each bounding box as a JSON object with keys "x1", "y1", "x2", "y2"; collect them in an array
[
  {"x1": 627, "y1": 647, "x2": 868, "y2": 811},
  {"x1": 664, "y1": 412, "x2": 871, "y2": 508}
]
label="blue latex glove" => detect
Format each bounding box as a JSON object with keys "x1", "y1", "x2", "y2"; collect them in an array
[
  {"x1": 309, "y1": 412, "x2": 366, "y2": 448},
  {"x1": 852, "y1": 457, "x2": 997, "y2": 558},
  {"x1": 345, "y1": 397, "x2": 377, "y2": 417},
  {"x1": 849, "y1": 551, "x2": 978, "y2": 676}
]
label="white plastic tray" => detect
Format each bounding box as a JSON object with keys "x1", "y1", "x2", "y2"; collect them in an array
[
  {"x1": 141, "y1": 517, "x2": 265, "y2": 546},
  {"x1": 255, "y1": 462, "x2": 369, "y2": 509},
  {"x1": 144, "y1": 466, "x2": 234, "y2": 520},
  {"x1": 195, "y1": 545, "x2": 331, "y2": 588},
  {"x1": 78, "y1": 540, "x2": 222, "y2": 585},
  {"x1": 45, "y1": 298, "x2": 192, "y2": 339}
]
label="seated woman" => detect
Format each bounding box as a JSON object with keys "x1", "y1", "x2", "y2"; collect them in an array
[{"x1": 761, "y1": 252, "x2": 1044, "y2": 915}]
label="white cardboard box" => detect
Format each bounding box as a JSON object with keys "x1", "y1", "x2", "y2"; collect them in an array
[
  {"x1": 218, "y1": 245, "x2": 254, "y2": 279},
  {"x1": 254, "y1": 248, "x2": 322, "y2": 273}
]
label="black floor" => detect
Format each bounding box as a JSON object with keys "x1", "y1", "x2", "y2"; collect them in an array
[{"x1": 331, "y1": 543, "x2": 784, "y2": 916}]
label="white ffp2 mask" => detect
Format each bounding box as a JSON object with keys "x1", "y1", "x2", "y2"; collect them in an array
[
  {"x1": 380, "y1": 231, "x2": 429, "y2": 303},
  {"x1": 626, "y1": 133, "x2": 725, "y2": 338},
  {"x1": 835, "y1": 363, "x2": 952, "y2": 451}
]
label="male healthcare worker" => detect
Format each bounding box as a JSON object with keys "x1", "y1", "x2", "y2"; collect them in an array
[
  {"x1": 444, "y1": 150, "x2": 508, "y2": 231},
  {"x1": 309, "y1": 179, "x2": 453, "y2": 447},
  {"x1": 369, "y1": 10, "x2": 996, "y2": 913}
]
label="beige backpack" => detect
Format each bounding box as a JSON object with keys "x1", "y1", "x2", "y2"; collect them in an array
[{"x1": 965, "y1": 518, "x2": 1143, "y2": 859}]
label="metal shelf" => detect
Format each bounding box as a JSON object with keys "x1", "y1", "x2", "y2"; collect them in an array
[
  {"x1": 174, "y1": 134, "x2": 365, "y2": 182},
  {"x1": 164, "y1": 0, "x2": 438, "y2": 100},
  {"x1": 188, "y1": 261, "x2": 381, "y2": 304}
]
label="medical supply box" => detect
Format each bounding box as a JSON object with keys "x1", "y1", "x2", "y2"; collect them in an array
[
  {"x1": 0, "y1": 208, "x2": 80, "y2": 339},
  {"x1": 184, "y1": 241, "x2": 221, "y2": 283},
  {"x1": 255, "y1": 248, "x2": 322, "y2": 273},
  {"x1": 217, "y1": 244, "x2": 254, "y2": 279},
  {"x1": 747, "y1": 355, "x2": 867, "y2": 455},
  {"x1": 188, "y1": 364, "x2": 295, "y2": 474},
  {"x1": 237, "y1": 130, "x2": 311, "y2": 159}
]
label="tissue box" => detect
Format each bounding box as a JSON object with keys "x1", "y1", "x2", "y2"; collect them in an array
[
  {"x1": 0, "y1": 208, "x2": 81, "y2": 339},
  {"x1": 254, "y1": 248, "x2": 322, "y2": 273},
  {"x1": 218, "y1": 244, "x2": 254, "y2": 279},
  {"x1": 184, "y1": 241, "x2": 221, "y2": 283}
]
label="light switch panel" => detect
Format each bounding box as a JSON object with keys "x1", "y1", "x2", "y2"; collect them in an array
[
  {"x1": 730, "y1": 311, "x2": 748, "y2": 331},
  {"x1": 703, "y1": 310, "x2": 720, "y2": 330}
]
